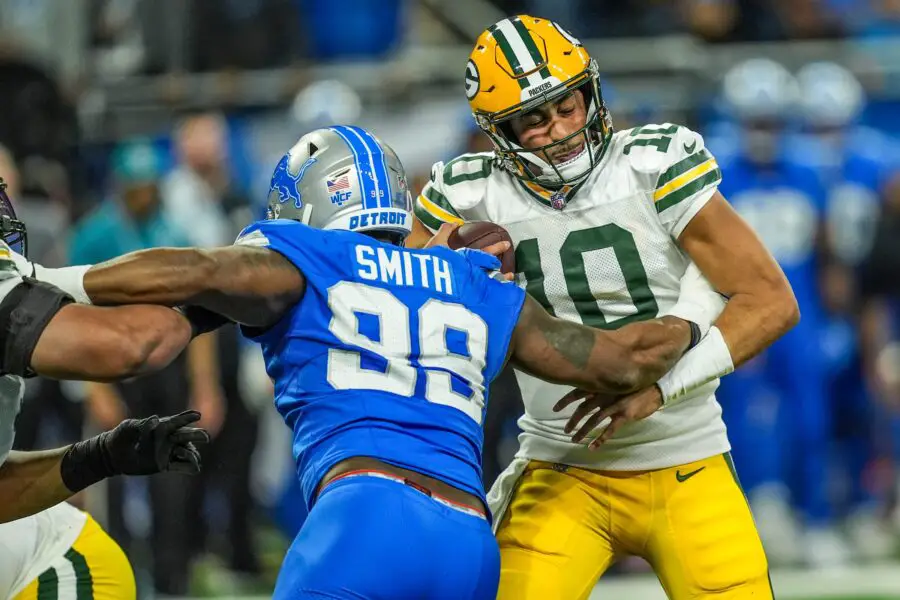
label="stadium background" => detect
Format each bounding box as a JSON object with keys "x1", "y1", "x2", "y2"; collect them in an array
[{"x1": 4, "y1": 0, "x2": 900, "y2": 598}]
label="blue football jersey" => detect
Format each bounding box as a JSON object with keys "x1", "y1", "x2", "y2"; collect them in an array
[
  {"x1": 236, "y1": 219, "x2": 525, "y2": 510},
  {"x1": 716, "y1": 153, "x2": 826, "y2": 316},
  {"x1": 790, "y1": 128, "x2": 898, "y2": 266}
]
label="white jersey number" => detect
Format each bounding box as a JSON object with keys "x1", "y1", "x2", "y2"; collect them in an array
[{"x1": 326, "y1": 281, "x2": 488, "y2": 424}]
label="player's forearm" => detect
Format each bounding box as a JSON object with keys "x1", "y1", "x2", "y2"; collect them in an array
[
  {"x1": 713, "y1": 287, "x2": 798, "y2": 368},
  {"x1": 512, "y1": 300, "x2": 690, "y2": 394},
  {"x1": 0, "y1": 449, "x2": 72, "y2": 523},
  {"x1": 83, "y1": 247, "x2": 217, "y2": 306},
  {"x1": 83, "y1": 246, "x2": 303, "y2": 328},
  {"x1": 609, "y1": 316, "x2": 693, "y2": 389}
]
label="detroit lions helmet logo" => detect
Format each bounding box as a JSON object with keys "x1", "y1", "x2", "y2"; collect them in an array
[{"x1": 270, "y1": 154, "x2": 318, "y2": 209}]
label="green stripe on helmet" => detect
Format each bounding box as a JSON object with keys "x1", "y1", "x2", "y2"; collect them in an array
[
  {"x1": 512, "y1": 18, "x2": 547, "y2": 75},
  {"x1": 489, "y1": 23, "x2": 528, "y2": 90}
]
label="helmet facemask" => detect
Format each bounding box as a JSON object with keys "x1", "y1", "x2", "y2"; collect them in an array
[
  {"x1": 0, "y1": 179, "x2": 26, "y2": 257},
  {"x1": 476, "y1": 61, "x2": 613, "y2": 189}
]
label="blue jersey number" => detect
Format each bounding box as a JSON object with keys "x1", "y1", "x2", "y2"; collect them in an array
[{"x1": 326, "y1": 281, "x2": 488, "y2": 424}]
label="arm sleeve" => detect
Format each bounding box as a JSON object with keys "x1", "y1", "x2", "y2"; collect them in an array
[
  {"x1": 635, "y1": 125, "x2": 722, "y2": 238},
  {"x1": 414, "y1": 162, "x2": 465, "y2": 233},
  {"x1": 413, "y1": 154, "x2": 493, "y2": 232},
  {"x1": 233, "y1": 219, "x2": 327, "y2": 279}
]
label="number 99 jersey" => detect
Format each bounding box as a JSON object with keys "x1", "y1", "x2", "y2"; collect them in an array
[
  {"x1": 236, "y1": 219, "x2": 525, "y2": 511},
  {"x1": 415, "y1": 123, "x2": 731, "y2": 471}
]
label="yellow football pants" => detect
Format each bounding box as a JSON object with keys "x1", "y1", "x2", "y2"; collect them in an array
[
  {"x1": 495, "y1": 453, "x2": 773, "y2": 600},
  {"x1": 14, "y1": 514, "x2": 136, "y2": 600}
]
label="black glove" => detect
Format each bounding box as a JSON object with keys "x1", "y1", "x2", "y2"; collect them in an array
[
  {"x1": 178, "y1": 305, "x2": 233, "y2": 338},
  {"x1": 61, "y1": 410, "x2": 210, "y2": 493}
]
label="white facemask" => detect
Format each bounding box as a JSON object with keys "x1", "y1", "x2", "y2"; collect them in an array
[{"x1": 522, "y1": 143, "x2": 595, "y2": 186}]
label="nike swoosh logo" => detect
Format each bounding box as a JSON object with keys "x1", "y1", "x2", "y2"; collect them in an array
[
  {"x1": 675, "y1": 466, "x2": 705, "y2": 483},
  {"x1": 683, "y1": 140, "x2": 697, "y2": 154}
]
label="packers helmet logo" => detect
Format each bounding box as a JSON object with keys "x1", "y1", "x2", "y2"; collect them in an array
[
  {"x1": 465, "y1": 59, "x2": 480, "y2": 100},
  {"x1": 552, "y1": 22, "x2": 581, "y2": 47}
]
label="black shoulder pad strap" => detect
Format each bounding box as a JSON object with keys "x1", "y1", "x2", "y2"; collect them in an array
[{"x1": 0, "y1": 278, "x2": 74, "y2": 377}]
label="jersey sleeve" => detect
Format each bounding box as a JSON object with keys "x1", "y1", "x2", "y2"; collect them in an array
[
  {"x1": 414, "y1": 153, "x2": 493, "y2": 233},
  {"x1": 627, "y1": 124, "x2": 722, "y2": 238},
  {"x1": 234, "y1": 219, "x2": 333, "y2": 278}
]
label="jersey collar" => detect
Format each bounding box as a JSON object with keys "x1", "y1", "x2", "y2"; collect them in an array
[{"x1": 512, "y1": 133, "x2": 611, "y2": 211}]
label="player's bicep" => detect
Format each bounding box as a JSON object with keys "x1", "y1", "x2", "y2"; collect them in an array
[
  {"x1": 509, "y1": 295, "x2": 634, "y2": 393},
  {"x1": 195, "y1": 245, "x2": 306, "y2": 328}
]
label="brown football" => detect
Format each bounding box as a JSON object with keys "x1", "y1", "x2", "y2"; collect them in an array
[{"x1": 447, "y1": 221, "x2": 516, "y2": 275}]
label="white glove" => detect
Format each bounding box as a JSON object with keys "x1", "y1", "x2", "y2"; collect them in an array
[{"x1": 664, "y1": 262, "x2": 726, "y2": 337}]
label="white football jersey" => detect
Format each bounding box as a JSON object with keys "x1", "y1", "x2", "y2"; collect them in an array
[
  {"x1": 0, "y1": 241, "x2": 27, "y2": 468},
  {"x1": 0, "y1": 503, "x2": 87, "y2": 598},
  {"x1": 415, "y1": 124, "x2": 730, "y2": 470},
  {"x1": 0, "y1": 244, "x2": 86, "y2": 599}
]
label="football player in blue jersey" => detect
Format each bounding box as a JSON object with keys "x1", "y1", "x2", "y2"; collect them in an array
[
  {"x1": 795, "y1": 62, "x2": 900, "y2": 558},
  {"x1": 712, "y1": 58, "x2": 844, "y2": 566},
  {"x1": 33, "y1": 125, "x2": 720, "y2": 599}
]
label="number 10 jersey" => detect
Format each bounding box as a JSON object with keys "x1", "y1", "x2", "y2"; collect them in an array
[{"x1": 415, "y1": 123, "x2": 731, "y2": 471}]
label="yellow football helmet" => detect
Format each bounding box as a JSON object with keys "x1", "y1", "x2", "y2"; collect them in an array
[{"x1": 466, "y1": 15, "x2": 613, "y2": 188}]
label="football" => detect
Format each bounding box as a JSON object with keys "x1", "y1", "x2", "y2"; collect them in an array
[{"x1": 447, "y1": 221, "x2": 516, "y2": 275}]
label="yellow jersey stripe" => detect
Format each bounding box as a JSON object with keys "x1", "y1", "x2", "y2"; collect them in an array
[
  {"x1": 417, "y1": 194, "x2": 464, "y2": 225},
  {"x1": 654, "y1": 158, "x2": 719, "y2": 203}
]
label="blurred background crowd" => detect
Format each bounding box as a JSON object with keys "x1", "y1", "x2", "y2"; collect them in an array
[{"x1": 5, "y1": 0, "x2": 900, "y2": 598}]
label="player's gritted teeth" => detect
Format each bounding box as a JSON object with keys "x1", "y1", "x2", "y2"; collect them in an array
[{"x1": 548, "y1": 141, "x2": 586, "y2": 165}]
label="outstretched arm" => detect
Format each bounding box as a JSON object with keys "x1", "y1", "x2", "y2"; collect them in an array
[
  {"x1": 0, "y1": 411, "x2": 207, "y2": 523},
  {"x1": 509, "y1": 295, "x2": 692, "y2": 395},
  {"x1": 82, "y1": 246, "x2": 306, "y2": 328},
  {"x1": 0, "y1": 448, "x2": 76, "y2": 523}
]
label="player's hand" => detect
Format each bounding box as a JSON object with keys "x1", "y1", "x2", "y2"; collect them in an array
[
  {"x1": 423, "y1": 222, "x2": 459, "y2": 249},
  {"x1": 100, "y1": 410, "x2": 210, "y2": 475},
  {"x1": 424, "y1": 222, "x2": 512, "y2": 259},
  {"x1": 554, "y1": 386, "x2": 663, "y2": 449}
]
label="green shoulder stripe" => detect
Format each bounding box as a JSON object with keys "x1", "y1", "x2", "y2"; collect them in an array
[
  {"x1": 414, "y1": 202, "x2": 444, "y2": 231},
  {"x1": 443, "y1": 155, "x2": 493, "y2": 186},
  {"x1": 422, "y1": 186, "x2": 462, "y2": 219},
  {"x1": 656, "y1": 168, "x2": 721, "y2": 214},
  {"x1": 657, "y1": 149, "x2": 713, "y2": 189}
]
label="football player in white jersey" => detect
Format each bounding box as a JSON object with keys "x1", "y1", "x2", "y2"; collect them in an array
[
  {"x1": 0, "y1": 179, "x2": 209, "y2": 600},
  {"x1": 405, "y1": 15, "x2": 800, "y2": 600}
]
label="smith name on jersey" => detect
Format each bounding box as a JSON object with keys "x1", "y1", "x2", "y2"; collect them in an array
[{"x1": 416, "y1": 124, "x2": 729, "y2": 470}]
